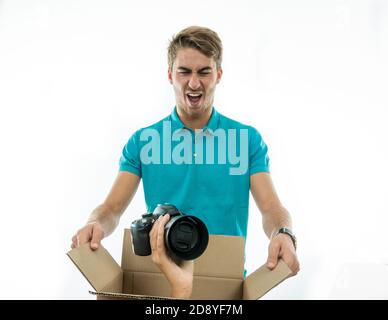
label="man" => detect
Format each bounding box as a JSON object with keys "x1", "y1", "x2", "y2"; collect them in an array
[{"x1": 71, "y1": 26, "x2": 299, "y2": 299}]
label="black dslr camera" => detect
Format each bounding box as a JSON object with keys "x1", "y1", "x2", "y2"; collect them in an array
[{"x1": 130, "y1": 204, "x2": 209, "y2": 260}]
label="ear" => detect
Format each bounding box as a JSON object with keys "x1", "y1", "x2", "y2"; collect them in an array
[
  {"x1": 216, "y1": 67, "x2": 223, "y2": 84},
  {"x1": 168, "y1": 68, "x2": 173, "y2": 84}
]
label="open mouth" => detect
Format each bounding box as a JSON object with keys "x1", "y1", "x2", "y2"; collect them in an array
[{"x1": 186, "y1": 92, "x2": 203, "y2": 107}]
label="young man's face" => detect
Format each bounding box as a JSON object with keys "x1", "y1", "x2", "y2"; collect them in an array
[{"x1": 168, "y1": 48, "x2": 222, "y2": 119}]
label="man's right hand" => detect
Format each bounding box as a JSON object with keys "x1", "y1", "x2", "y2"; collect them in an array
[
  {"x1": 71, "y1": 221, "x2": 105, "y2": 250},
  {"x1": 70, "y1": 172, "x2": 140, "y2": 251}
]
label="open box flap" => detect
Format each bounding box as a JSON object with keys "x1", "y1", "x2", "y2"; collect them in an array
[
  {"x1": 67, "y1": 243, "x2": 123, "y2": 293},
  {"x1": 243, "y1": 259, "x2": 292, "y2": 300}
]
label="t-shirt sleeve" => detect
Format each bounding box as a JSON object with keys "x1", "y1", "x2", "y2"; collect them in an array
[
  {"x1": 249, "y1": 127, "x2": 270, "y2": 175},
  {"x1": 119, "y1": 131, "x2": 142, "y2": 177}
]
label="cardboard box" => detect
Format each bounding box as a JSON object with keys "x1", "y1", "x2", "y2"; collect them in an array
[{"x1": 67, "y1": 229, "x2": 292, "y2": 300}]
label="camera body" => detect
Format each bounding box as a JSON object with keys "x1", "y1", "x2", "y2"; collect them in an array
[{"x1": 130, "y1": 204, "x2": 209, "y2": 260}]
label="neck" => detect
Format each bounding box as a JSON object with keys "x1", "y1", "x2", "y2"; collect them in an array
[{"x1": 177, "y1": 107, "x2": 213, "y2": 130}]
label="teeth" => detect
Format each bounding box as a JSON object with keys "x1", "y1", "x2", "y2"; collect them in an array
[{"x1": 187, "y1": 93, "x2": 202, "y2": 97}]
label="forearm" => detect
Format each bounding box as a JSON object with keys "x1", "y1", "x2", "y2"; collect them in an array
[
  {"x1": 261, "y1": 204, "x2": 293, "y2": 239},
  {"x1": 160, "y1": 263, "x2": 193, "y2": 299},
  {"x1": 169, "y1": 273, "x2": 193, "y2": 299},
  {"x1": 86, "y1": 172, "x2": 140, "y2": 237},
  {"x1": 171, "y1": 284, "x2": 192, "y2": 299},
  {"x1": 87, "y1": 203, "x2": 120, "y2": 237}
]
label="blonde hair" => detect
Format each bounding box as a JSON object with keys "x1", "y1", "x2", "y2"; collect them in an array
[{"x1": 168, "y1": 26, "x2": 223, "y2": 70}]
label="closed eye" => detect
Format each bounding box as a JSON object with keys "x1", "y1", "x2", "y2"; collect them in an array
[
  {"x1": 178, "y1": 71, "x2": 212, "y2": 77},
  {"x1": 177, "y1": 67, "x2": 213, "y2": 75}
]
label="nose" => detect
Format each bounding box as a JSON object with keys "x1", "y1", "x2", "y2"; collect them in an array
[{"x1": 188, "y1": 74, "x2": 201, "y2": 90}]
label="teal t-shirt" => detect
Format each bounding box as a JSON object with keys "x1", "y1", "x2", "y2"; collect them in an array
[{"x1": 119, "y1": 106, "x2": 269, "y2": 238}]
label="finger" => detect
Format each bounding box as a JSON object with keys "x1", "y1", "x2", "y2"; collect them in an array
[
  {"x1": 281, "y1": 253, "x2": 300, "y2": 275},
  {"x1": 292, "y1": 259, "x2": 300, "y2": 275},
  {"x1": 90, "y1": 227, "x2": 104, "y2": 250},
  {"x1": 150, "y1": 216, "x2": 162, "y2": 251},
  {"x1": 71, "y1": 235, "x2": 77, "y2": 248},
  {"x1": 77, "y1": 232, "x2": 90, "y2": 246},
  {"x1": 288, "y1": 260, "x2": 299, "y2": 275},
  {"x1": 282, "y1": 256, "x2": 294, "y2": 273},
  {"x1": 156, "y1": 214, "x2": 170, "y2": 253},
  {"x1": 267, "y1": 242, "x2": 281, "y2": 270},
  {"x1": 158, "y1": 214, "x2": 169, "y2": 231}
]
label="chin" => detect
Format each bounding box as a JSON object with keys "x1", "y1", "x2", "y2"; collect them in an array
[
  {"x1": 188, "y1": 104, "x2": 209, "y2": 112},
  {"x1": 187, "y1": 105, "x2": 203, "y2": 111},
  {"x1": 187, "y1": 107, "x2": 205, "y2": 117}
]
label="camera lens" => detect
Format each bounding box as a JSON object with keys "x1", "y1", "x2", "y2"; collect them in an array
[
  {"x1": 130, "y1": 204, "x2": 209, "y2": 259},
  {"x1": 165, "y1": 215, "x2": 209, "y2": 260}
]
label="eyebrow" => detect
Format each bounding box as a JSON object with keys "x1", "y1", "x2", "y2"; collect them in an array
[{"x1": 177, "y1": 66, "x2": 213, "y2": 72}]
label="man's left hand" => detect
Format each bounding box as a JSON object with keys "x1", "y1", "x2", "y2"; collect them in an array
[{"x1": 266, "y1": 233, "x2": 300, "y2": 275}]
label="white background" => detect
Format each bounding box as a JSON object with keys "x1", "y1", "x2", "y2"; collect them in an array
[{"x1": 0, "y1": 0, "x2": 387, "y2": 299}]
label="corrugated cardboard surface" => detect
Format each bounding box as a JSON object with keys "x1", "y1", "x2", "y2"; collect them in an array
[
  {"x1": 67, "y1": 243, "x2": 122, "y2": 293},
  {"x1": 132, "y1": 272, "x2": 171, "y2": 297},
  {"x1": 243, "y1": 259, "x2": 292, "y2": 299},
  {"x1": 194, "y1": 235, "x2": 245, "y2": 279},
  {"x1": 122, "y1": 271, "x2": 243, "y2": 300},
  {"x1": 121, "y1": 229, "x2": 245, "y2": 279},
  {"x1": 90, "y1": 291, "x2": 170, "y2": 300},
  {"x1": 191, "y1": 275, "x2": 242, "y2": 300}
]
